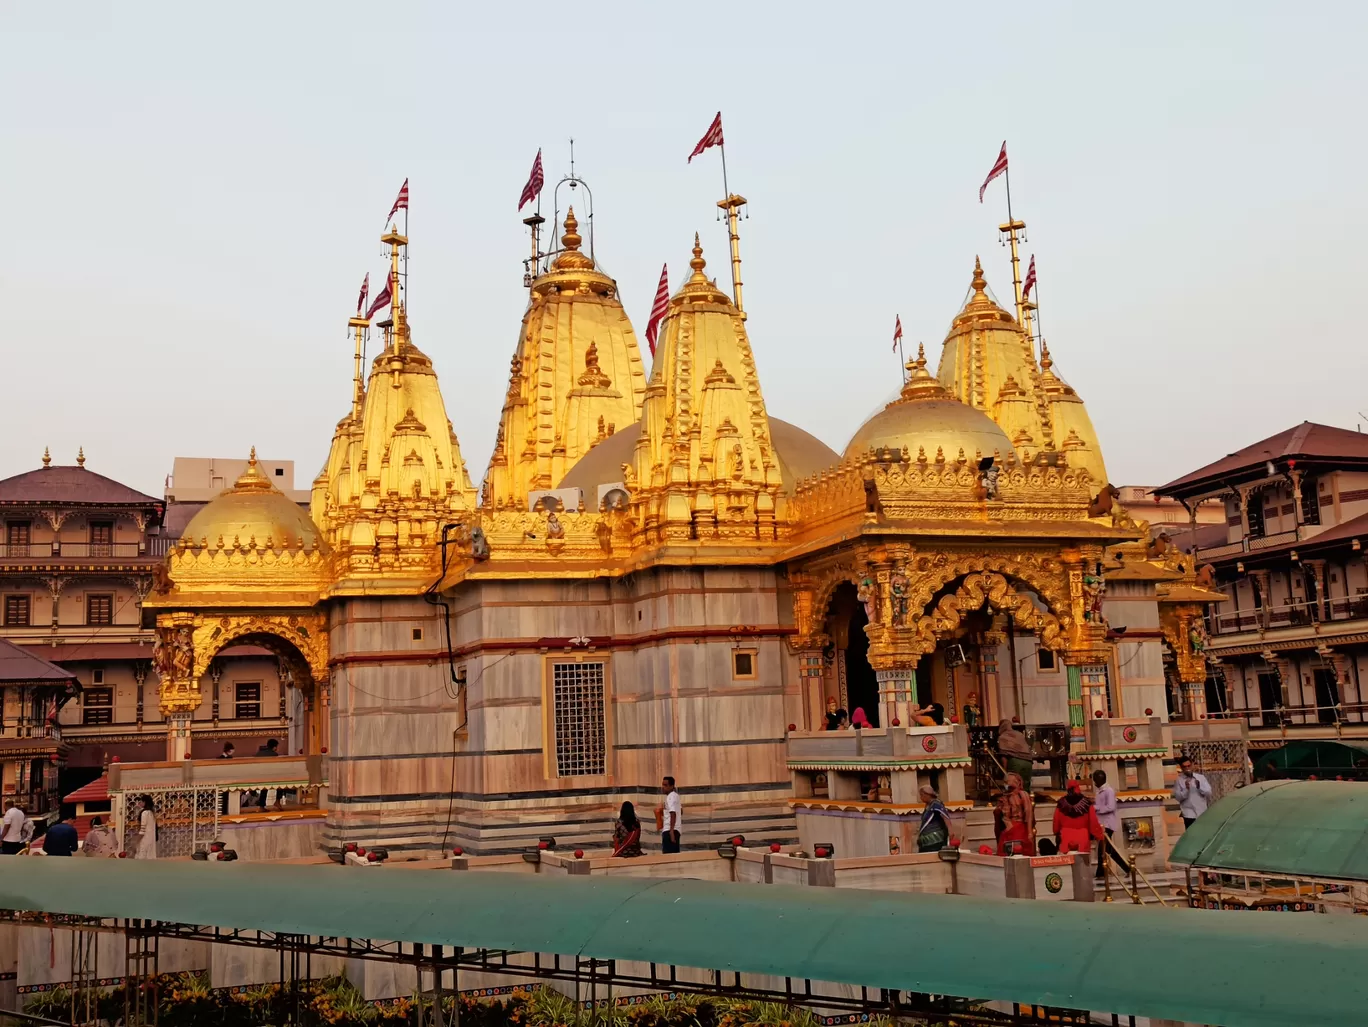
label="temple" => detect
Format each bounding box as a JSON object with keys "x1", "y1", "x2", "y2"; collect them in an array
[{"x1": 120, "y1": 176, "x2": 1227, "y2": 860}]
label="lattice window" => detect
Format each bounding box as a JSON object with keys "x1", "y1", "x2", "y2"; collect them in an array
[
  {"x1": 89, "y1": 521, "x2": 114, "y2": 555},
  {"x1": 551, "y1": 661, "x2": 606, "y2": 777},
  {"x1": 83, "y1": 688, "x2": 113, "y2": 726}
]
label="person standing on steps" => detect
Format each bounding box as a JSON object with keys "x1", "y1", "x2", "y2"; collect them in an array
[{"x1": 659, "y1": 776, "x2": 682, "y2": 853}]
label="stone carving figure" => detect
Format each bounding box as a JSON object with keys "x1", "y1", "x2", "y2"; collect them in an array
[{"x1": 546, "y1": 512, "x2": 565, "y2": 540}]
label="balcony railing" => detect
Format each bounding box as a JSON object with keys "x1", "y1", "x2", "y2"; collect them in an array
[
  {"x1": 0, "y1": 541, "x2": 169, "y2": 560},
  {"x1": 1197, "y1": 527, "x2": 1301, "y2": 559},
  {"x1": 1209, "y1": 701, "x2": 1368, "y2": 729},
  {"x1": 1211, "y1": 595, "x2": 1368, "y2": 636}
]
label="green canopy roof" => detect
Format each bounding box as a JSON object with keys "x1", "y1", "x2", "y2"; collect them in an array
[
  {"x1": 1170, "y1": 779, "x2": 1368, "y2": 881},
  {"x1": 0, "y1": 859, "x2": 1366, "y2": 1026}
]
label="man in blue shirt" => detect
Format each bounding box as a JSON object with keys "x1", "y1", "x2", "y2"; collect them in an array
[{"x1": 42, "y1": 814, "x2": 79, "y2": 857}]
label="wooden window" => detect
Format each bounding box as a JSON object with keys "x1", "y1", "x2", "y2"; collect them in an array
[
  {"x1": 3, "y1": 595, "x2": 30, "y2": 627},
  {"x1": 732, "y1": 648, "x2": 758, "y2": 680},
  {"x1": 86, "y1": 594, "x2": 114, "y2": 626},
  {"x1": 89, "y1": 521, "x2": 114, "y2": 555},
  {"x1": 5, "y1": 521, "x2": 30, "y2": 556},
  {"x1": 235, "y1": 682, "x2": 262, "y2": 720},
  {"x1": 1300, "y1": 479, "x2": 1320, "y2": 526},
  {"x1": 411, "y1": 627, "x2": 423, "y2": 641},
  {"x1": 551, "y1": 661, "x2": 606, "y2": 777},
  {"x1": 1037, "y1": 648, "x2": 1058, "y2": 672},
  {"x1": 83, "y1": 688, "x2": 113, "y2": 726},
  {"x1": 1246, "y1": 494, "x2": 1265, "y2": 539}
]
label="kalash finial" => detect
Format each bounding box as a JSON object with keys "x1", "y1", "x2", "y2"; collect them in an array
[
  {"x1": 971, "y1": 256, "x2": 987, "y2": 295},
  {"x1": 689, "y1": 233, "x2": 707, "y2": 276},
  {"x1": 41, "y1": 447, "x2": 51, "y2": 469},
  {"x1": 1039, "y1": 339, "x2": 1054, "y2": 372},
  {"x1": 897, "y1": 341, "x2": 951, "y2": 404},
  {"x1": 232, "y1": 447, "x2": 272, "y2": 493},
  {"x1": 76, "y1": 447, "x2": 85, "y2": 468},
  {"x1": 562, "y1": 207, "x2": 582, "y2": 251}
]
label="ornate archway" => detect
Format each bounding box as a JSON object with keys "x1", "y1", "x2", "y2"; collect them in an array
[{"x1": 153, "y1": 611, "x2": 330, "y2": 760}]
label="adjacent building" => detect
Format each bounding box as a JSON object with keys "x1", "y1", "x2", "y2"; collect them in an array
[{"x1": 1155, "y1": 421, "x2": 1368, "y2": 751}]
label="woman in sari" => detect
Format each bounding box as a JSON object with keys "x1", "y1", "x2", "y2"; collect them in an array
[
  {"x1": 997, "y1": 719, "x2": 1034, "y2": 789},
  {"x1": 916, "y1": 785, "x2": 952, "y2": 852},
  {"x1": 611, "y1": 801, "x2": 643, "y2": 858},
  {"x1": 995, "y1": 772, "x2": 1035, "y2": 856}
]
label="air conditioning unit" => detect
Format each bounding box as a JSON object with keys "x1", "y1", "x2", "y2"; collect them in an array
[
  {"x1": 597, "y1": 483, "x2": 631, "y2": 511},
  {"x1": 527, "y1": 488, "x2": 582, "y2": 514}
]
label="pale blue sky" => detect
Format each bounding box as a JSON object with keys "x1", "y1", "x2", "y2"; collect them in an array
[{"x1": 2, "y1": 2, "x2": 1364, "y2": 495}]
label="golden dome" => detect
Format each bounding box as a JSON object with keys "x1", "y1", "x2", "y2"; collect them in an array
[
  {"x1": 559, "y1": 417, "x2": 838, "y2": 498},
  {"x1": 184, "y1": 449, "x2": 328, "y2": 551},
  {"x1": 845, "y1": 345, "x2": 1013, "y2": 463}
]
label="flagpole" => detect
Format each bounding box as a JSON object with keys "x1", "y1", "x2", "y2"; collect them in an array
[
  {"x1": 1000, "y1": 164, "x2": 1026, "y2": 328},
  {"x1": 716, "y1": 141, "x2": 746, "y2": 315}
]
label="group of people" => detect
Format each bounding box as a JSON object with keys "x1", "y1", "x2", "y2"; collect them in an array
[
  {"x1": 0, "y1": 794, "x2": 156, "y2": 858},
  {"x1": 822, "y1": 698, "x2": 948, "y2": 731},
  {"x1": 609, "y1": 776, "x2": 682, "y2": 857},
  {"x1": 993, "y1": 770, "x2": 1132, "y2": 880}
]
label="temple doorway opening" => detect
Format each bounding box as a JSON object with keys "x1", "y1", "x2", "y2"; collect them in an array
[{"x1": 829, "y1": 584, "x2": 879, "y2": 727}]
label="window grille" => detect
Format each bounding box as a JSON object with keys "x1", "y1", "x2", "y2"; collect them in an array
[{"x1": 551, "y1": 661, "x2": 606, "y2": 777}]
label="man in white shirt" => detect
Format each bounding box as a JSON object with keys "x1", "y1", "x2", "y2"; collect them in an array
[
  {"x1": 1090, "y1": 769, "x2": 1130, "y2": 880},
  {"x1": 660, "y1": 776, "x2": 682, "y2": 853},
  {"x1": 1172, "y1": 757, "x2": 1214, "y2": 830},
  {"x1": 1, "y1": 801, "x2": 27, "y2": 855}
]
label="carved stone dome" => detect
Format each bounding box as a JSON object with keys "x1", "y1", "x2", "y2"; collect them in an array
[
  {"x1": 844, "y1": 346, "x2": 1013, "y2": 464},
  {"x1": 183, "y1": 450, "x2": 328, "y2": 551}
]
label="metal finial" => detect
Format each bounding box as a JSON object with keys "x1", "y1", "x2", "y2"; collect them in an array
[
  {"x1": 561, "y1": 207, "x2": 582, "y2": 251},
  {"x1": 690, "y1": 233, "x2": 706, "y2": 273},
  {"x1": 41, "y1": 447, "x2": 50, "y2": 468},
  {"x1": 76, "y1": 447, "x2": 85, "y2": 468}
]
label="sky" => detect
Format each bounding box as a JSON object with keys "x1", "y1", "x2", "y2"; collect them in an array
[{"x1": 2, "y1": 2, "x2": 1365, "y2": 496}]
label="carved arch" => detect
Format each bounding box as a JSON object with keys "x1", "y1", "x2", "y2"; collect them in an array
[
  {"x1": 791, "y1": 563, "x2": 864, "y2": 649},
  {"x1": 905, "y1": 554, "x2": 1072, "y2": 634},
  {"x1": 192, "y1": 613, "x2": 329, "y2": 685},
  {"x1": 912, "y1": 571, "x2": 1066, "y2": 653}
]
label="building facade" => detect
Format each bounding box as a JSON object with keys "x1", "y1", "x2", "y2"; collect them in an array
[
  {"x1": 137, "y1": 191, "x2": 1223, "y2": 856},
  {"x1": 1156, "y1": 422, "x2": 1368, "y2": 751}
]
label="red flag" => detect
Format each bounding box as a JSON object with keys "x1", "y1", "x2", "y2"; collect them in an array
[
  {"x1": 387, "y1": 178, "x2": 409, "y2": 222},
  {"x1": 644, "y1": 264, "x2": 670, "y2": 356},
  {"x1": 1022, "y1": 255, "x2": 1037, "y2": 301},
  {"x1": 356, "y1": 273, "x2": 369, "y2": 316},
  {"x1": 365, "y1": 276, "x2": 393, "y2": 320},
  {"x1": 518, "y1": 149, "x2": 544, "y2": 211},
  {"x1": 688, "y1": 112, "x2": 724, "y2": 163},
  {"x1": 892, "y1": 315, "x2": 903, "y2": 352},
  {"x1": 978, "y1": 142, "x2": 1008, "y2": 203}
]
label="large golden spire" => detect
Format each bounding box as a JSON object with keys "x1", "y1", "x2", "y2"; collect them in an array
[
  {"x1": 630, "y1": 233, "x2": 781, "y2": 542},
  {"x1": 483, "y1": 207, "x2": 647, "y2": 509},
  {"x1": 315, "y1": 220, "x2": 477, "y2": 587}
]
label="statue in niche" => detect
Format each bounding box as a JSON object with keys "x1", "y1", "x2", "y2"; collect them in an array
[
  {"x1": 470, "y1": 527, "x2": 490, "y2": 561},
  {"x1": 1189, "y1": 620, "x2": 1207, "y2": 655},
  {"x1": 1082, "y1": 572, "x2": 1105, "y2": 623},
  {"x1": 980, "y1": 462, "x2": 1000, "y2": 499},
  {"x1": 171, "y1": 627, "x2": 193, "y2": 679},
  {"x1": 889, "y1": 571, "x2": 910, "y2": 625},
  {"x1": 546, "y1": 511, "x2": 565, "y2": 540},
  {"x1": 856, "y1": 576, "x2": 878, "y2": 623},
  {"x1": 729, "y1": 444, "x2": 745, "y2": 481}
]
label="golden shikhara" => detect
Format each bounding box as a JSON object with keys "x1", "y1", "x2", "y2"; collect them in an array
[
  {"x1": 310, "y1": 225, "x2": 478, "y2": 588},
  {"x1": 629, "y1": 236, "x2": 782, "y2": 542},
  {"x1": 483, "y1": 208, "x2": 648, "y2": 510},
  {"x1": 937, "y1": 258, "x2": 1107, "y2": 486}
]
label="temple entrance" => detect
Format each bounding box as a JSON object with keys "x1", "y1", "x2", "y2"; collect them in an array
[
  {"x1": 197, "y1": 628, "x2": 327, "y2": 757},
  {"x1": 828, "y1": 584, "x2": 879, "y2": 727}
]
